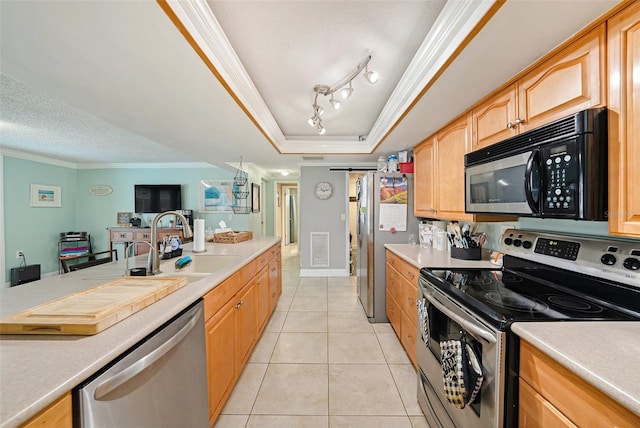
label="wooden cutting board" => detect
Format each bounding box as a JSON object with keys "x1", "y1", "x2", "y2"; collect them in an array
[{"x1": 0, "y1": 276, "x2": 188, "y2": 335}]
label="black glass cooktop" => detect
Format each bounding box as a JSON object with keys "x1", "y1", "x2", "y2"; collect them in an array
[{"x1": 421, "y1": 257, "x2": 640, "y2": 329}]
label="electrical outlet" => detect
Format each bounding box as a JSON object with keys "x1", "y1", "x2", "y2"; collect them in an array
[{"x1": 16, "y1": 250, "x2": 24, "y2": 259}]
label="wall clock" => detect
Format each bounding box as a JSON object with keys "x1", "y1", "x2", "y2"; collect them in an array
[{"x1": 314, "y1": 182, "x2": 333, "y2": 200}]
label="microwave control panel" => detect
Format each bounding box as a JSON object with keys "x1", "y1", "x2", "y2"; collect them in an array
[{"x1": 541, "y1": 141, "x2": 578, "y2": 216}]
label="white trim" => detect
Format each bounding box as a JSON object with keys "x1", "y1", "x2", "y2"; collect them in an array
[
  {"x1": 1, "y1": 149, "x2": 214, "y2": 169},
  {"x1": 164, "y1": 0, "x2": 493, "y2": 154},
  {"x1": 299, "y1": 268, "x2": 349, "y2": 277},
  {"x1": 0, "y1": 152, "x2": 5, "y2": 288}
]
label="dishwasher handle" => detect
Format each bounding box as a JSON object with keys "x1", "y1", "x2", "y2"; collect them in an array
[{"x1": 94, "y1": 306, "x2": 202, "y2": 400}]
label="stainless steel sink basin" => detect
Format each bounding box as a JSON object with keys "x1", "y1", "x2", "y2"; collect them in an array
[{"x1": 159, "y1": 254, "x2": 241, "y2": 275}]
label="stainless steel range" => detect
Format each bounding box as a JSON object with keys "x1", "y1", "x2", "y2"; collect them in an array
[{"x1": 417, "y1": 228, "x2": 640, "y2": 428}]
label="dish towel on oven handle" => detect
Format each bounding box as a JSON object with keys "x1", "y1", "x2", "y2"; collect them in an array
[
  {"x1": 416, "y1": 298, "x2": 429, "y2": 345},
  {"x1": 440, "y1": 334, "x2": 484, "y2": 409}
]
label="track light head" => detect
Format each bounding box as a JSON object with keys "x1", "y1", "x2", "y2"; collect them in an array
[
  {"x1": 308, "y1": 114, "x2": 320, "y2": 126},
  {"x1": 330, "y1": 95, "x2": 342, "y2": 110},
  {"x1": 364, "y1": 65, "x2": 378, "y2": 84},
  {"x1": 340, "y1": 81, "x2": 353, "y2": 100},
  {"x1": 317, "y1": 124, "x2": 326, "y2": 135}
]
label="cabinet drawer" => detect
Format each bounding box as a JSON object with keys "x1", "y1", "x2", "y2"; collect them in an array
[
  {"x1": 386, "y1": 251, "x2": 419, "y2": 284},
  {"x1": 519, "y1": 340, "x2": 640, "y2": 428},
  {"x1": 399, "y1": 277, "x2": 418, "y2": 319},
  {"x1": 135, "y1": 231, "x2": 151, "y2": 241},
  {"x1": 268, "y1": 244, "x2": 281, "y2": 261},
  {"x1": 204, "y1": 274, "x2": 243, "y2": 321},
  {"x1": 385, "y1": 263, "x2": 402, "y2": 302},
  {"x1": 21, "y1": 392, "x2": 72, "y2": 428},
  {"x1": 519, "y1": 378, "x2": 576, "y2": 428},
  {"x1": 111, "y1": 231, "x2": 134, "y2": 241}
]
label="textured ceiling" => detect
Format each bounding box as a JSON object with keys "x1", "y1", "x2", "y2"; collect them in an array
[{"x1": 0, "y1": 0, "x2": 620, "y2": 179}]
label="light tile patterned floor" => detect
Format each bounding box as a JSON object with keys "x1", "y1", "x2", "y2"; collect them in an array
[{"x1": 214, "y1": 244, "x2": 428, "y2": 428}]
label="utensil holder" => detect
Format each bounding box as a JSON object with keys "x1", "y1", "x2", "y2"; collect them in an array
[{"x1": 451, "y1": 247, "x2": 482, "y2": 260}]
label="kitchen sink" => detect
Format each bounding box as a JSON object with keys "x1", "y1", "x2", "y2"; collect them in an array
[{"x1": 159, "y1": 254, "x2": 241, "y2": 275}]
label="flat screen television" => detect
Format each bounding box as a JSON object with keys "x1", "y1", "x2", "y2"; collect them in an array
[{"x1": 134, "y1": 184, "x2": 182, "y2": 213}]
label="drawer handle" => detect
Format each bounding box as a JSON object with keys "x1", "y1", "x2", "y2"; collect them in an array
[
  {"x1": 407, "y1": 272, "x2": 415, "y2": 280},
  {"x1": 236, "y1": 300, "x2": 244, "y2": 309}
]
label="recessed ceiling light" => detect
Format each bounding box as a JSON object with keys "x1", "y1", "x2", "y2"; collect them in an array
[{"x1": 281, "y1": 171, "x2": 290, "y2": 176}]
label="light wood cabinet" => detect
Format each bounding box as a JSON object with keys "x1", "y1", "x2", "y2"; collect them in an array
[
  {"x1": 255, "y1": 266, "x2": 270, "y2": 335},
  {"x1": 607, "y1": 1, "x2": 640, "y2": 237},
  {"x1": 519, "y1": 340, "x2": 640, "y2": 428},
  {"x1": 414, "y1": 114, "x2": 474, "y2": 221},
  {"x1": 204, "y1": 298, "x2": 237, "y2": 423},
  {"x1": 471, "y1": 24, "x2": 605, "y2": 150},
  {"x1": 268, "y1": 247, "x2": 282, "y2": 314},
  {"x1": 413, "y1": 138, "x2": 436, "y2": 216},
  {"x1": 203, "y1": 244, "x2": 280, "y2": 425},
  {"x1": 385, "y1": 250, "x2": 419, "y2": 367},
  {"x1": 20, "y1": 392, "x2": 72, "y2": 428}
]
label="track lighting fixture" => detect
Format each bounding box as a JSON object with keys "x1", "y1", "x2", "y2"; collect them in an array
[
  {"x1": 307, "y1": 54, "x2": 378, "y2": 134},
  {"x1": 330, "y1": 94, "x2": 342, "y2": 110}
]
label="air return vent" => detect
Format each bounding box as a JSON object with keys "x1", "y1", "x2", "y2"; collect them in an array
[{"x1": 310, "y1": 232, "x2": 330, "y2": 267}]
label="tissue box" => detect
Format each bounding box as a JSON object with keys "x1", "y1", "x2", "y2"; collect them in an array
[
  {"x1": 211, "y1": 231, "x2": 253, "y2": 244},
  {"x1": 399, "y1": 162, "x2": 414, "y2": 173}
]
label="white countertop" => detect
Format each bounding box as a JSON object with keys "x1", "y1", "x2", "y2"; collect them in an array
[
  {"x1": 384, "y1": 244, "x2": 497, "y2": 269},
  {"x1": 0, "y1": 237, "x2": 279, "y2": 428},
  {"x1": 512, "y1": 322, "x2": 640, "y2": 416}
]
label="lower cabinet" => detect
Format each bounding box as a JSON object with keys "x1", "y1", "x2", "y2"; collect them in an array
[
  {"x1": 385, "y1": 250, "x2": 419, "y2": 367},
  {"x1": 519, "y1": 340, "x2": 640, "y2": 428},
  {"x1": 203, "y1": 244, "x2": 281, "y2": 425},
  {"x1": 21, "y1": 392, "x2": 72, "y2": 428}
]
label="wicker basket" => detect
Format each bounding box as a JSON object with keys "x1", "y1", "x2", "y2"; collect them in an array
[{"x1": 210, "y1": 231, "x2": 253, "y2": 244}]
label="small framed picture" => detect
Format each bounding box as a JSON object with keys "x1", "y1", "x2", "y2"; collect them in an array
[
  {"x1": 117, "y1": 212, "x2": 133, "y2": 226},
  {"x1": 252, "y1": 183, "x2": 260, "y2": 213},
  {"x1": 30, "y1": 184, "x2": 62, "y2": 207}
]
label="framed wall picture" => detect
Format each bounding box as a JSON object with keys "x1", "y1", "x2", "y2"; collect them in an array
[
  {"x1": 30, "y1": 184, "x2": 62, "y2": 207},
  {"x1": 117, "y1": 212, "x2": 133, "y2": 226},
  {"x1": 199, "y1": 180, "x2": 237, "y2": 213},
  {"x1": 252, "y1": 183, "x2": 260, "y2": 213}
]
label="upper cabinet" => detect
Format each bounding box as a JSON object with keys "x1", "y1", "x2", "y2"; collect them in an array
[
  {"x1": 415, "y1": 115, "x2": 472, "y2": 221},
  {"x1": 607, "y1": 1, "x2": 640, "y2": 237},
  {"x1": 471, "y1": 24, "x2": 605, "y2": 151}
]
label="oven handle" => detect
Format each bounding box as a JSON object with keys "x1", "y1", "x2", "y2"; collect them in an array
[{"x1": 424, "y1": 291, "x2": 497, "y2": 344}]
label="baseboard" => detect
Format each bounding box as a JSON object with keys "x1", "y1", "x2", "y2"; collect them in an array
[{"x1": 299, "y1": 268, "x2": 349, "y2": 277}]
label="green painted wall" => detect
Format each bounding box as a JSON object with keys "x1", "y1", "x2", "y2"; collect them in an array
[{"x1": 3, "y1": 156, "x2": 274, "y2": 282}]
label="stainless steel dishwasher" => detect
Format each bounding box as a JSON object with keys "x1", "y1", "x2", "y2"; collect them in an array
[{"x1": 75, "y1": 300, "x2": 208, "y2": 427}]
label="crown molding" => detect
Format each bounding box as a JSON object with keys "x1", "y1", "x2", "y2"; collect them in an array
[
  {"x1": 366, "y1": 0, "x2": 496, "y2": 146},
  {"x1": 164, "y1": 0, "x2": 493, "y2": 154},
  {"x1": 0, "y1": 148, "x2": 78, "y2": 169}
]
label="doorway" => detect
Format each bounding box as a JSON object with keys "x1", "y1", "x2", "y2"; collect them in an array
[{"x1": 276, "y1": 183, "x2": 298, "y2": 247}]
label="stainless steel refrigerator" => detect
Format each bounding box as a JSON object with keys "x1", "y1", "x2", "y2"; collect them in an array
[{"x1": 356, "y1": 172, "x2": 420, "y2": 322}]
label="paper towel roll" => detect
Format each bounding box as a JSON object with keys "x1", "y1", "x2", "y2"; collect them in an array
[{"x1": 193, "y1": 219, "x2": 206, "y2": 252}]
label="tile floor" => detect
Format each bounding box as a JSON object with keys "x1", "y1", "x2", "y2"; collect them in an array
[{"x1": 214, "y1": 244, "x2": 429, "y2": 428}]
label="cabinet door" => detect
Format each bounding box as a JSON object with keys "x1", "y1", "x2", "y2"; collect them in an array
[
  {"x1": 471, "y1": 84, "x2": 518, "y2": 150},
  {"x1": 386, "y1": 290, "x2": 401, "y2": 335},
  {"x1": 205, "y1": 300, "x2": 236, "y2": 424},
  {"x1": 21, "y1": 392, "x2": 72, "y2": 428},
  {"x1": 400, "y1": 309, "x2": 417, "y2": 367},
  {"x1": 236, "y1": 281, "x2": 257, "y2": 370},
  {"x1": 435, "y1": 114, "x2": 474, "y2": 221},
  {"x1": 268, "y1": 256, "x2": 281, "y2": 314},
  {"x1": 255, "y1": 267, "x2": 270, "y2": 334},
  {"x1": 518, "y1": 24, "x2": 605, "y2": 132},
  {"x1": 608, "y1": 1, "x2": 640, "y2": 237},
  {"x1": 413, "y1": 138, "x2": 436, "y2": 217}
]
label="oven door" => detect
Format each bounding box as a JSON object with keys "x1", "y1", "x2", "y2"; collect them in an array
[
  {"x1": 417, "y1": 276, "x2": 506, "y2": 428},
  {"x1": 465, "y1": 150, "x2": 540, "y2": 215}
]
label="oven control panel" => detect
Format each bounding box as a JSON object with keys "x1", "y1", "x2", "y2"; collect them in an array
[
  {"x1": 534, "y1": 238, "x2": 580, "y2": 260},
  {"x1": 500, "y1": 229, "x2": 640, "y2": 286}
]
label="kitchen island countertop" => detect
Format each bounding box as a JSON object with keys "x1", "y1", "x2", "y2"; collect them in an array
[
  {"x1": 0, "y1": 237, "x2": 279, "y2": 428},
  {"x1": 512, "y1": 321, "x2": 640, "y2": 416},
  {"x1": 384, "y1": 243, "x2": 496, "y2": 270}
]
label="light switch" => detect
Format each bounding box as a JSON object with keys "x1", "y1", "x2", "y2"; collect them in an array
[{"x1": 341, "y1": 213, "x2": 346, "y2": 221}]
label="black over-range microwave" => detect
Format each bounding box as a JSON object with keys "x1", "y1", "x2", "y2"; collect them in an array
[{"x1": 464, "y1": 108, "x2": 608, "y2": 220}]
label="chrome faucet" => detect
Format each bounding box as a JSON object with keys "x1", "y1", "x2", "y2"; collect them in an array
[
  {"x1": 124, "y1": 241, "x2": 155, "y2": 276},
  {"x1": 150, "y1": 211, "x2": 193, "y2": 275}
]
